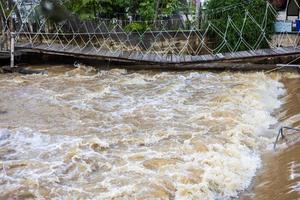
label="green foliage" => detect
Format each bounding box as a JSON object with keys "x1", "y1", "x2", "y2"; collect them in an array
[
  {"x1": 63, "y1": 0, "x2": 187, "y2": 20},
  {"x1": 64, "y1": 0, "x2": 113, "y2": 19},
  {"x1": 124, "y1": 22, "x2": 148, "y2": 32},
  {"x1": 40, "y1": 0, "x2": 69, "y2": 22},
  {"x1": 203, "y1": 0, "x2": 278, "y2": 52},
  {"x1": 137, "y1": 0, "x2": 184, "y2": 20},
  {"x1": 138, "y1": 0, "x2": 155, "y2": 20},
  {"x1": 161, "y1": 0, "x2": 182, "y2": 16},
  {"x1": 0, "y1": 0, "x2": 11, "y2": 18}
]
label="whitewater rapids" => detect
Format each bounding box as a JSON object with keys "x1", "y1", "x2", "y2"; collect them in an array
[{"x1": 0, "y1": 66, "x2": 285, "y2": 199}]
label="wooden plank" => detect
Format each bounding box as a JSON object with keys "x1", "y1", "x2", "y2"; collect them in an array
[
  {"x1": 15, "y1": 42, "x2": 31, "y2": 48},
  {"x1": 69, "y1": 46, "x2": 80, "y2": 53},
  {"x1": 71, "y1": 47, "x2": 81, "y2": 54},
  {"x1": 130, "y1": 62, "x2": 277, "y2": 70},
  {"x1": 184, "y1": 55, "x2": 192, "y2": 62},
  {"x1": 237, "y1": 51, "x2": 249, "y2": 58},
  {"x1": 294, "y1": 47, "x2": 300, "y2": 52},
  {"x1": 143, "y1": 53, "x2": 154, "y2": 62},
  {"x1": 195, "y1": 55, "x2": 205, "y2": 61},
  {"x1": 87, "y1": 48, "x2": 98, "y2": 56},
  {"x1": 179, "y1": 55, "x2": 186, "y2": 63},
  {"x1": 63, "y1": 45, "x2": 77, "y2": 54},
  {"x1": 191, "y1": 55, "x2": 201, "y2": 62},
  {"x1": 81, "y1": 46, "x2": 94, "y2": 55},
  {"x1": 135, "y1": 52, "x2": 145, "y2": 61},
  {"x1": 119, "y1": 51, "x2": 131, "y2": 59},
  {"x1": 212, "y1": 54, "x2": 221, "y2": 61},
  {"x1": 216, "y1": 53, "x2": 225, "y2": 59},
  {"x1": 282, "y1": 46, "x2": 297, "y2": 53},
  {"x1": 141, "y1": 54, "x2": 153, "y2": 62},
  {"x1": 203, "y1": 54, "x2": 214, "y2": 61},
  {"x1": 145, "y1": 54, "x2": 156, "y2": 62},
  {"x1": 275, "y1": 47, "x2": 287, "y2": 54},
  {"x1": 272, "y1": 48, "x2": 282, "y2": 55},
  {"x1": 47, "y1": 44, "x2": 61, "y2": 51},
  {"x1": 242, "y1": 50, "x2": 255, "y2": 57},
  {"x1": 14, "y1": 38, "x2": 300, "y2": 65},
  {"x1": 96, "y1": 49, "x2": 109, "y2": 57},
  {"x1": 104, "y1": 49, "x2": 116, "y2": 57},
  {"x1": 236, "y1": 51, "x2": 245, "y2": 58},
  {"x1": 110, "y1": 50, "x2": 122, "y2": 58},
  {"x1": 172, "y1": 55, "x2": 181, "y2": 63},
  {"x1": 98, "y1": 49, "x2": 111, "y2": 57},
  {"x1": 233, "y1": 51, "x2": 243, "y2": 58},
  {"x1": 60, "y1": 44, "x2": 74, "y2": 53},
  {"x1": 251, "y1": 49, "x2": 261, "y2": 56},
  {"x1": 36, "y1": 44, "x2": 49, "y2": 50},
  {"x1": 165, "y1": 54, "x2": 173, "y2": 63},
  {"x1": 222, "y1": 52, "x2": 232, "y2": 59},
  {"x1": 128, "y1": 51, "x2": 141, "y2": 60},
  {"x1": 248, "y1": 50, "x2": 257, "y2": 57},
  {"x1": 153, "y1": 54, "x2": 165, "y2": 63}
]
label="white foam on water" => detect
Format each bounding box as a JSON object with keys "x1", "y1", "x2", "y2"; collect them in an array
[{"x1": 0, "y1": 70, "x2": 286, "y2": 199}]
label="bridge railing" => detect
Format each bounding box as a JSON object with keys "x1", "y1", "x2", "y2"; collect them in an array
[{"x1": 2, "y1": 0, "x2": 300, "y2": 59}]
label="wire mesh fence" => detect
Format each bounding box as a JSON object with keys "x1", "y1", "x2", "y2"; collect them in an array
[{"x1": 1, "y1": 0, "x2": 300, "y2": 59}]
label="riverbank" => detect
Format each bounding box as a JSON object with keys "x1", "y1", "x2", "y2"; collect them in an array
[{"x1": 240, "y1": 74, "x2": 300, "y2": 199}]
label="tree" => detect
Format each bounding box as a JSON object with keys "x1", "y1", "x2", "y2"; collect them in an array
[
  {"x1": 41, "y1": 0, "x2": 70, "y2": 22},
  {"x1": 203, "y1": 0, "x2": 277, "y2": 52},
  {"x1": 0, "y1": 0, "x2": 23, "y2": 49},
  {"x1": 62, "y1": 0, "x2": 185, "y2": 20},
  {"x1": 138, "y1": 0, "x2": 155, "y2": 20},
  {"x1": 63, "y1": 0, "x2": 113, "y2": 19}
]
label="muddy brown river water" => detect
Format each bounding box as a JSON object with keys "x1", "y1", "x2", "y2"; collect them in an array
[
  {"x1": 241, "y1": 75, "x2": 300, "y2": 200},
  {"x1": 0, "y1": 65, "x2": 299, "y2": 199}
]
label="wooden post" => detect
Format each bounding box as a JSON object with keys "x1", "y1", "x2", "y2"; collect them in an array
[{"x1": 10, "y1": 32, "x2": 14, "y2": 68}]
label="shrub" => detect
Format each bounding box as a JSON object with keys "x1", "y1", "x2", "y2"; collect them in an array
[
  {"x1": 124, "y1": 22, "x2": 148, "y2": 33},
  {"x1": 203, "y1": 0, "x2": 278, "y2": 52}
]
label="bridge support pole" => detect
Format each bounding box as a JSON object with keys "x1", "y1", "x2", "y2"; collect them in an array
[{"x1": 10, "y1": 32, "x2": 15, "y2": 68}]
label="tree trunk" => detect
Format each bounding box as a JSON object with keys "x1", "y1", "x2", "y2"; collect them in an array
[
  {"x1": 8, "y1": 0, "x2": 22, "y2": 31},
  {"x1": 7, "y1": 0, "x2": 14, "y2": 53},
  {"x1": 0, "y1": 0, "x2": 8, "y2": 50},
  {"x1": 0, "y1": 1, "x2": 4, "y2": 50},
  {"x1": 7, "y1": 0, "x2": 13, "y2": 32},
  {"x1": 154, "y1": 0, "x2": 161, "y2": 21},
  {"x1": 181, "y1": 0, "x2": 191, "y2": 29},
  {"x1": 0, "y1": 18, "x2": 3, "y2": 50},
  {"x1": 195, "y1": 0, "x2": 202, "y2": 29}
]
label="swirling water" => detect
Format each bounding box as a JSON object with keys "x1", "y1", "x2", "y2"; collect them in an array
[{"x1": 0, "y1": 65, "x2": 292, "y2": 199}]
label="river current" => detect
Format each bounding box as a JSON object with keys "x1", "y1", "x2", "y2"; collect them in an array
[{"x1": 0, "y1": 65, "x2": 298, "y2": 199}]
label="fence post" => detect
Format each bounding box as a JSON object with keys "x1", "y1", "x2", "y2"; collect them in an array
[{"x1": 10, "y1": 32, "x2": 15, "y2": 68}]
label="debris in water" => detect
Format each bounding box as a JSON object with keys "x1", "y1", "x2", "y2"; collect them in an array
[{"x1": 274, "y1": 126, "x2": 300, "y2": 150}]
